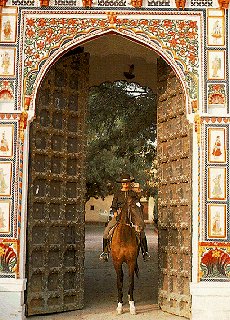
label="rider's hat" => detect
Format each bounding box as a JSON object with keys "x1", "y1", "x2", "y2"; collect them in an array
[{"x1": 116, "y1": 174, "x2": 135, "y2": 183}]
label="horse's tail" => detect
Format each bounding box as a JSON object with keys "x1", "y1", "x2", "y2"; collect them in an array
[{"x1": 135, "y1": 260, "x2": 139, "y2": 278}]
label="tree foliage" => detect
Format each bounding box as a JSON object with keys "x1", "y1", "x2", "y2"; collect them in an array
[{"x1": 86, "y1": 80, "x2": 157, "y2": 200}]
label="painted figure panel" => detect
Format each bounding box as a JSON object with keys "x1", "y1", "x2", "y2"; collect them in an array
[
  {"x1": 207, "y1": 204, "x2": 227, "y2": 239},
  {"x1": 0, "y1": 200, "x2": 11, "y2": 234},
  {"x1": 0, "y1": 162, "x2": 12, "y2": 196},
  {"x1": 0, "y1": 15, "x2": 17, "y2": 43},
  {"x1": 208, "y1": 127, "x2": 226, "y2": 164},
  {"x1": 207, "y1": 167, "x2": 226, "y2": 201},
  {"x1": 207, "y1": 50, "x2": 226, "y2": 80},
  {"x1": 0, "y1": 125, "x2": 14, "y2": 158},
  {"x1": 0, "y1": 47, "x2": 16, "y2": 77},
  {"x1": 207, "y1": 16, "x2": 225, "y2": 46}
]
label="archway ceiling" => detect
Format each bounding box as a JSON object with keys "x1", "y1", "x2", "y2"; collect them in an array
[{"x1": 83, "y1": 34, "x2": 159, "y2": 91}]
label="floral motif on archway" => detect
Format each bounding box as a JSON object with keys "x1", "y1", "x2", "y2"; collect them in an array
[{"x1": 23, "y1": 12, "x2": 199, "y2": 101}]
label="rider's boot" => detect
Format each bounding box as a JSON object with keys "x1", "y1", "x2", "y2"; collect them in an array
[
  {"x1": 141, "y1": 236, "x2": 150, "y2": 261},
  {"x1": 99, "y1": 238, "x2": 109, "y2": 262}
]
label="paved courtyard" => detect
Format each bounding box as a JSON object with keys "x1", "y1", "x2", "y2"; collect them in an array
[{"x1": 28, "y1": 224, "x2": 186, "y2": 320}]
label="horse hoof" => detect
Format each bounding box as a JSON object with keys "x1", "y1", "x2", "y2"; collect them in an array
[
  {"x1": 130, "y1": 308, "x2": 136, "y2": 315},
  {"x1": 130, "y1": 306, "x2": 137, "y2": 315},
  {"x1": 130, "y1": 306, "x2": 136, "y2": 315},
  {"x1": 129, "y1": 301, "x2": 136, "y2": 315},
  {"x1": 117, "y1": 302, "x2": 123, "y2": 315},
  {"x1": 117, "y1": 308, "x2": 123, "y2": 315}
]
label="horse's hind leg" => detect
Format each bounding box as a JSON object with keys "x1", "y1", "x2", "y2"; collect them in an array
[{"x1": 115, "y1": 262, "x2": 124, "y2": 314}]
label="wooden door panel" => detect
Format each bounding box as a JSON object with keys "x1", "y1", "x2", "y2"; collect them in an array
[
  {"x1": 26, "y1": 51, "x2": 89, "y2": 316},
  {"x1": 157, "y1": 58, "x2": 192, "y2": 318}
]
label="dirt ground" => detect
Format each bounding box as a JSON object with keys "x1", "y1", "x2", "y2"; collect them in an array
[{"x1": 28, "y1": 224, "x2": 186, "y2": 320}]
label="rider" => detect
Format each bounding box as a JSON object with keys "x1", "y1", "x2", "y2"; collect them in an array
[
  {"x1": 99, "y1": 173, "x2": 150, "y2": 262},
  {"x1": 131, "y1": 182, "x2": 151, "y2": 261}
]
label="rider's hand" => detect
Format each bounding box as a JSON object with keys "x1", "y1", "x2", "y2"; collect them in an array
[{"x1": 135, "y1": 225, "x2": 142, "y2": 233}]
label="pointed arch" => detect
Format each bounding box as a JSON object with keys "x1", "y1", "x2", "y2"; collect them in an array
[{"x1": 19, "y1": 10, "x2": 202, "y2": 117}]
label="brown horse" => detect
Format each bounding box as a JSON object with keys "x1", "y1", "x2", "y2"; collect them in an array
[{"x1": 110, "y1": 197, "x2": 141, "y2": 315}]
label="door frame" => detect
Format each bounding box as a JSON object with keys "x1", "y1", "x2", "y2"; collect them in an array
[{"x1": 19, "y1": 9, "x2": 201, "y2": 318}]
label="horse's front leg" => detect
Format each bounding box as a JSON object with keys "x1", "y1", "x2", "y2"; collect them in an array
[
  {"x1": 115, "y1": 261, "x2": 124, "y2": 314},
  {"x1": 128, "y1": 262, "x2": 136, "y2": 315}
]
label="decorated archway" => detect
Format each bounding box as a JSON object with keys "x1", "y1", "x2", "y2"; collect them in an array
[
  {"x1": 19, "y1": 10, "x2": 202, "y2": 115},
  {"x1": 0, "y1": 0, "x2": 229, "y2": 318},
  {"x1": 18, "y1": 9, "x2": 200, "y2": 317}
]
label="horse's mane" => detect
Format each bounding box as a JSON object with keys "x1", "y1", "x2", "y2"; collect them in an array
[{"x1": 119, "y1": 196, "x2": 140, "y2": 226}]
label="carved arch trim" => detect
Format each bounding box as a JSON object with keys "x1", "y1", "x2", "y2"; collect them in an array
[{"x1": 18, "y1": 9, "x2": 203, "y2": 116}]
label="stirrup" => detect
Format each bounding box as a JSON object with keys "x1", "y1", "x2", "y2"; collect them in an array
[{"x1": 99, "y1": 252, "x2": 109, "y2": 262}]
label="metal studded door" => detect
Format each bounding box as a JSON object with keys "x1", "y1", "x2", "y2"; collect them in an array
[
  {"x1": 157, "y1": 58, "x2": 192, "y2": 318},
  {"x1": 26, "y1": 50, "x2": 89, "y2": 316}
]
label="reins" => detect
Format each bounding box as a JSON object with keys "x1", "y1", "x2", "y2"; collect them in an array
[
  {"x1": 118, "y1": 196, "x2": 135, "y2": 228},
  {"x1": 117, "y1": 220, "x2": 134, "y2": 228},
  {"x1": 127, "y1": 200, "x2": 132, "y2": 225}
]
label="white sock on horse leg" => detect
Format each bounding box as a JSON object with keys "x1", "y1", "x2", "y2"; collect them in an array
[
  {"x1": 117, "y1": 302, "x2": 123, "y2": 315},
  {"x1": 129, "y1": 301, "x2": 136, "y2": 315}
]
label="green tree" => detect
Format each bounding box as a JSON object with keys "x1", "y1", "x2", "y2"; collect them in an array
[{"x1": 86, "y1": 80, "x2": 157, "y2": 200}]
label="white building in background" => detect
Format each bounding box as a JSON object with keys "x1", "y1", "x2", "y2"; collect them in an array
[{"x1": 85, "y1": 195, "x2": 156, "y2": 223}]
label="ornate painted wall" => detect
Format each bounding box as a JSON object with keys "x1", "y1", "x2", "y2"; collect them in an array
[{"x1": 0, "y1": 0, "x2": 229, "y2": 309}]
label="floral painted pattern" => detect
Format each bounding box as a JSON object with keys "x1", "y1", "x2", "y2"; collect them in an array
[
  {"x1": 23, "y1": 16, "x2": 199, "y2": 97},
  {"x1": 0, "y1": 80, "x2": 14, "y2": 102},
  {"x1": 208, "y1": 83, "x2": 226, "y2": 105},
  {"x1": 201, "y1": 247, "x2": 230, "y2": 279},
  {"x1": 0, "y1": 242, "x2": 17, "y2": 273}
]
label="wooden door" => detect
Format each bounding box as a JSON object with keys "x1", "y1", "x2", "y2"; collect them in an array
[
  {"x1": 25, "y1": 50, "x2": 89, "y2": 316},
  {"x1": 157, "y1": 58, "x2": 192, "y2": 318}
]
